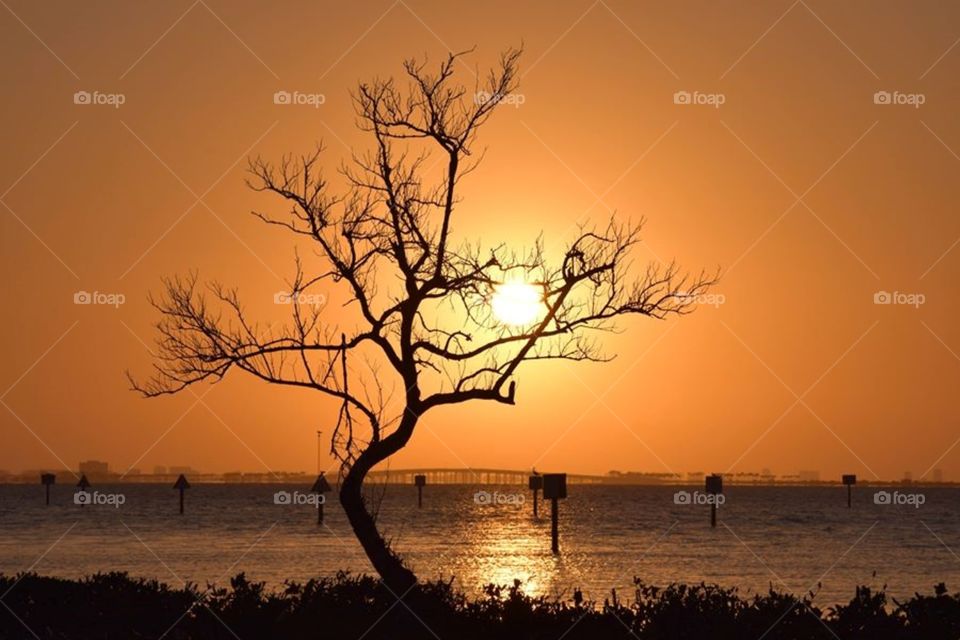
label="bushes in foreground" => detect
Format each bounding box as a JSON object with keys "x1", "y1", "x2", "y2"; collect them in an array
[{"x1": 1, "y1": 572, "x2": 959, "y2": 639}]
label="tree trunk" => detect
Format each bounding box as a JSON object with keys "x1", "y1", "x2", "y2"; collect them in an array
[
  {"x1": 339, "y1": 462, "x2": 417, "y2": 595},
  {"x1": 338, "y1": 409, "x2": 420, "y2": 596}
]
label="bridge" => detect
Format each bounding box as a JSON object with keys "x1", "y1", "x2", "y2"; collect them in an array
[{"x1": 365, "y1": 468, "x2": 607, "y2": 485}]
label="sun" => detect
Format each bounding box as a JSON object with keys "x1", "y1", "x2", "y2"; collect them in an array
[{"x1": 490, "y1": 280, "x2": 544, "y2": 327}]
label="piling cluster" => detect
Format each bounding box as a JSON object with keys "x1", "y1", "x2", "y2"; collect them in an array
[{"x1": 38, "y1": 471, "x2": 866, "y2": 554}]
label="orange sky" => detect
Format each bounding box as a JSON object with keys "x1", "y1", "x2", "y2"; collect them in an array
[{"x1": 2, "y1": 0, "x2": 960, "y2": 481}]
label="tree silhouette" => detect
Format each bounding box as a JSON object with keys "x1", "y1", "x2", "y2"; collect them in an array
[{"x1": 130, "y1": 48, "x2": 714, "y2": 596}]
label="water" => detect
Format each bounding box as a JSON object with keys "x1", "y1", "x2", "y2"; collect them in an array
[{"x1": 2, "y1": 484, "x2": 958, "y2": 606}]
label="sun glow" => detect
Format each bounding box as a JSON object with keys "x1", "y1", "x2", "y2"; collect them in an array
[{"x1": 490, "y1": 280, "x2": 544, "y2": 327}]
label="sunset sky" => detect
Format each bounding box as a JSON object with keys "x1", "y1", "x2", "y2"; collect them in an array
[{"x1": 2, "y1": 0, "x2": 960, "y2": 481}]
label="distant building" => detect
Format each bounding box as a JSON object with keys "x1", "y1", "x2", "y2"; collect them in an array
[
  {"x1": 903, "y1": 471, "x2": 913, "y2": 483},
  {"x1": 687, "y1": 471, "x2": 705, "y2": 482},
  {"x1": 153, "y1": 466, "x2": 167, "y2": 475},
  {"x1": 933, "y1": 468, "x2": 944, "y2": 483},
  {"x1": 79, "y1": 460, "x2": 109, "y2": 476},
  {"x1": 169, "y1": 466, "x2": 197, "y2": 475},
  {"x1": 798, "y1": 470, "x2": 820, "y2": 482},
  {"x1": 126, "y1": 468, "x2": 142, "y2": 476}
]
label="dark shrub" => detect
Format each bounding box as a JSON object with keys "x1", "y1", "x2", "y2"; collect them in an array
[{"x1": 2, "y1": 572, "x2": 959, "y2": 639}]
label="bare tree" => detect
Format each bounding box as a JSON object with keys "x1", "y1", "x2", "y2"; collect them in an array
[{"x1": 131, "y1": 48, "x2": 715, "y2": 595}]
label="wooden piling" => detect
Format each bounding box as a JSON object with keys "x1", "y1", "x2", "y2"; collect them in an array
[
  {"x1": 528, "y1": 473, "x2": 542, "y2": 518},
  {"x1": 311, "y1": 473, "x2": 332, "y2": 524},
  {"x1": 551, "y1": 498, "x2": 559, "y2": 553},
  {"x1": 542, "y1": 474, "x2": 567, "y2": 554},
  {"x1": 705, "y1": 474, "x2": 723, "y2": 528},
  {"x1": 842, "y1": 474, "x2": 856, "y2": 508},
  {"x1": 76, "y1": 474, "x2": 90, "y2": 508},
  {"x1": 173, "y1": 474, "x2": 191, "y2": 514},
  {"x1": 414, "y1": 474, "x2": 426, "y2": 508},
  {"x1": 40, "y1": 473, "x2": 55, "y2": 506}
]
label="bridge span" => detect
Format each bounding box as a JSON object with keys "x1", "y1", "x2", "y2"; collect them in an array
[{"x1": 365, "y1": 468, "x2": 606, "y2": 485}]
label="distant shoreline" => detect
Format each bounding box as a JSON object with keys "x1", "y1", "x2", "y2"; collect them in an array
[{"x1": 2, "y1": 477, "x2": 957, "y2": 487}]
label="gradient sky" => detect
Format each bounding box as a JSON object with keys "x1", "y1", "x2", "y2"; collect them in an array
[{"x1": 2, "y1": 0, "x2": 960, "y2": 481}]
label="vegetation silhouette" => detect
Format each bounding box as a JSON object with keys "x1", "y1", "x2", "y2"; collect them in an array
[
  {"x1": 3, "y1": 572, "x2": 960, "y2": 639},
  {"x1": 129, "y1": 47, "x2": 715, "y2": 601}
]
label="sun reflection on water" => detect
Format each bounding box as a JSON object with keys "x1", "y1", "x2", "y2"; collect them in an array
[{"x1": 445, "y1": 490, "x2": 602, "y2": 599}]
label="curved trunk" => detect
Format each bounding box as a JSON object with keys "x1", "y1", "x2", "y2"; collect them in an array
[
  {"x1": 338, "y1": 410, "x2": 420, "y2": 596},
  {"x1": 339, "y1": 462, "x2": 417, "y2": 594}
]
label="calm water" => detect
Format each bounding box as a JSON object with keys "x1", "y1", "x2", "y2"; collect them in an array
[{"x1": 1, "y1": 484, "x2": 958, "y2": 605}]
